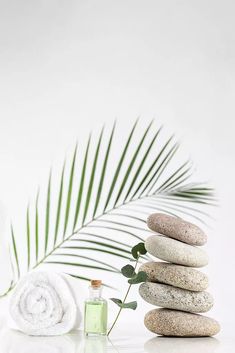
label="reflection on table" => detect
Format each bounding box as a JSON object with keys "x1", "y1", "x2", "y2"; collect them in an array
[
  {"x1": 0, "y1": 328, "x2": 81, "y2": 353},
  {"x1": 83, "y1": 335, "x2": 108, "y2": 353},
  {"x1": 144, "y1": 336, "x2": 220, "y2": 353},
  {"x1": 0, "y1": 329, "x2": 119, "y2": 353}
]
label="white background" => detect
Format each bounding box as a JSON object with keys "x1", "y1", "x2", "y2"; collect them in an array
[{"x1": 0, "y1": 0, "x2": 235, "y2": 350}]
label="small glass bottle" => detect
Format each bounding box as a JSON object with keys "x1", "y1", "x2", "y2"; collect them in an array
[{"x1": 84, "y1": 280, "x2": 108, "y2": 336}]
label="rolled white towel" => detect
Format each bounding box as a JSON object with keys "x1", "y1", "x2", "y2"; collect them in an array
[{"x1": 9, "y1": 271, "x2": 82, "y2": 336}]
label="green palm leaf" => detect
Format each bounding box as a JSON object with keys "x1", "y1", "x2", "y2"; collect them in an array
[
  {"x1": 35, "y1": 190, "x2": 39, "y2": 262},
  {"x1": 26, "y1": 205, "x2": 30, "y2": 270},
  {"x1": 51, "y1": 253, "x2": 119, "y2": 272},
  {"x1": 114, "y1": 120, "x2": 153, "y2": 206},
  {"x1": 63, "y1": 146, "x2": 77, "y2": 237},
  {"x1": 82, "y1": 128, "x2": 103, "y2": 224},
  {"x1": 3, "y1": 120, "x2": 215, "y2": 295},
  {"x1": 45, "y1": 172, "x2": 51, "y2": 253},
  {"x1": 11, "y1": 225, "x2": 20, "y2": 279},
  {"x1": 73, "y1": 135, "x2": 91, "y2": 231},
  {"x1": 103, "y1": 119, "x2": 138, "y2": 211},
  {"x1": 54, "y1": 161, "x2": 65, "y2": 246}
]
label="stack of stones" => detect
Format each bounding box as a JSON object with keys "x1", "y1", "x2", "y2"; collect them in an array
[{"x1": 139, "y1": 213, "x2": 220, "y2": 337}]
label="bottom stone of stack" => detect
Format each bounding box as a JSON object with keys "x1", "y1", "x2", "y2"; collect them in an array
[{"x1": 144, "y1": 309, "x2": 220, "y2": 337}]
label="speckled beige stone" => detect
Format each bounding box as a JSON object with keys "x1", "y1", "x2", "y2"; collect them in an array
[
  {"x1": 139, "y1": 282, "x2": 213, "y2": 313},
  {"x1": 144, "y1": 309, "x2": 220, "y2": 337},
  {"x1": 145, "y1": 235, "x2": 208, "y2": 267},
  {"x1": 139, "y1": 261, "x2": 209, "y2": 291},
  {"x1": 147, "y1": 213, "x2": 207, "y2": 246}
]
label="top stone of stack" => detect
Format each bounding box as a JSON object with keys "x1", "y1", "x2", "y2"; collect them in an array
[{"x1": 147, "y1": 213, "x2": 207, "y2": 246}]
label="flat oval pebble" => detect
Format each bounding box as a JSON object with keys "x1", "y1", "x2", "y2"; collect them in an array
[
  {"x1": 145, "y1": 235, "x2": 208, "y2": 267},
  {"x1": 147, "y1": 213, "x2": 207, "y2": 246},
  {"x1": 139, "y1": 261, "x2": 209, "y2": 291},
  {"x1": 139, "y1": 282, "x2": 213, "y2": 313},
  {"x1": 144, "y1": 308, "x2": 220, "y2": 337}
]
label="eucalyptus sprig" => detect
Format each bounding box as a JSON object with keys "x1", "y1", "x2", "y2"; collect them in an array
[{"x1": 107, "y1": 242, "x2": 147, "y2": 336}]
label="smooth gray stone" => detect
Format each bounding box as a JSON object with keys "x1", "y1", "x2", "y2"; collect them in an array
[
  {"x1": 139, "y1": 282, "x2": 214, "y2": 313},
  {"x1": 145, "y1": 235, "x2": 208, "y2": 267},
  {"x1": 144, "y1": 308, "x2": 220, "y2": 337},
  {"x1": 147, "y1": 213, "x2": 207, "y2": 246},
  {"x1": 139, "y1": 261, "x2": 209, "y2": 291}
]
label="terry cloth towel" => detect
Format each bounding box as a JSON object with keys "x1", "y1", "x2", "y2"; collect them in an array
[{"x1": 9, "y1": 271, "x2": 81, "y2": 336}]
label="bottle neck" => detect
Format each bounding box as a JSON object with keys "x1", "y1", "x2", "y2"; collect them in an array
[{"x1": 89, "y1": 286, "x2": 102, "y2": 299}]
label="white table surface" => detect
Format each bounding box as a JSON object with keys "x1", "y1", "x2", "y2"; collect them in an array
[{"x1": 0, "y1": 321, "x2": 233, "y2": 353}]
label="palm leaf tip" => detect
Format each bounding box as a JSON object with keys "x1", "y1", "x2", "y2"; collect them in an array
[
  {"x1": 26, "y1": 205, "x2": 30, "y2": 270},
  {"x1": 35, "y1": 189, "x2": 39, "y2": 262},
  {"x1": 131, "y1": 134, "x2": 176, "y2": 199},
  {"x1": 82, "y1": 128, "x2": 104, "y2": 225},
  {"x1": 93, "y1": 122, "x2": 116, "y2": 218},
  {"x1": 63, "y1": 145, "x2": 77, "y2": 237},
  {"x1": 45, "y1": 171, "x2": 51, "y2": 253},
  {"x1": 114, "y1": 120, "x2": 153, "y2": 207},
  {"x1": 124, "y1": 125, "x2": 162, "y2": 202},
  {"x1": 103, "y1": 119, "x2": 138, "y2": 212},
  {"x1": 54, "y1": 161, "x2": 65, "y2": 246},
  {"x1": 11, "y1": 224, "x2": 20, "y2": 279},
  {"x1": 73, "y1": 134, "x2": 91, "y2": 232}
]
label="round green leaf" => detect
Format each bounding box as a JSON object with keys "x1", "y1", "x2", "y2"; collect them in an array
[
  {"x1": 128, "y1": 271, "x2": 147, "y2": 284},
  {"x1": 121, "y1": 264, "x2": 136, "y2": 278},
  {"x1": 131, "y1": 242, "x2": 147, "y2": 259}
]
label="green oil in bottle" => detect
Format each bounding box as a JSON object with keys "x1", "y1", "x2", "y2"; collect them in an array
[{"x1": 84, "y1": 280, "x2": 108, "y2": 336}]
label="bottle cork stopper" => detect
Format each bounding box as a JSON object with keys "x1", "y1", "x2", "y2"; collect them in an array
[{"x1": 91, "y1": 280, "x2": 102, "y2": 288}]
